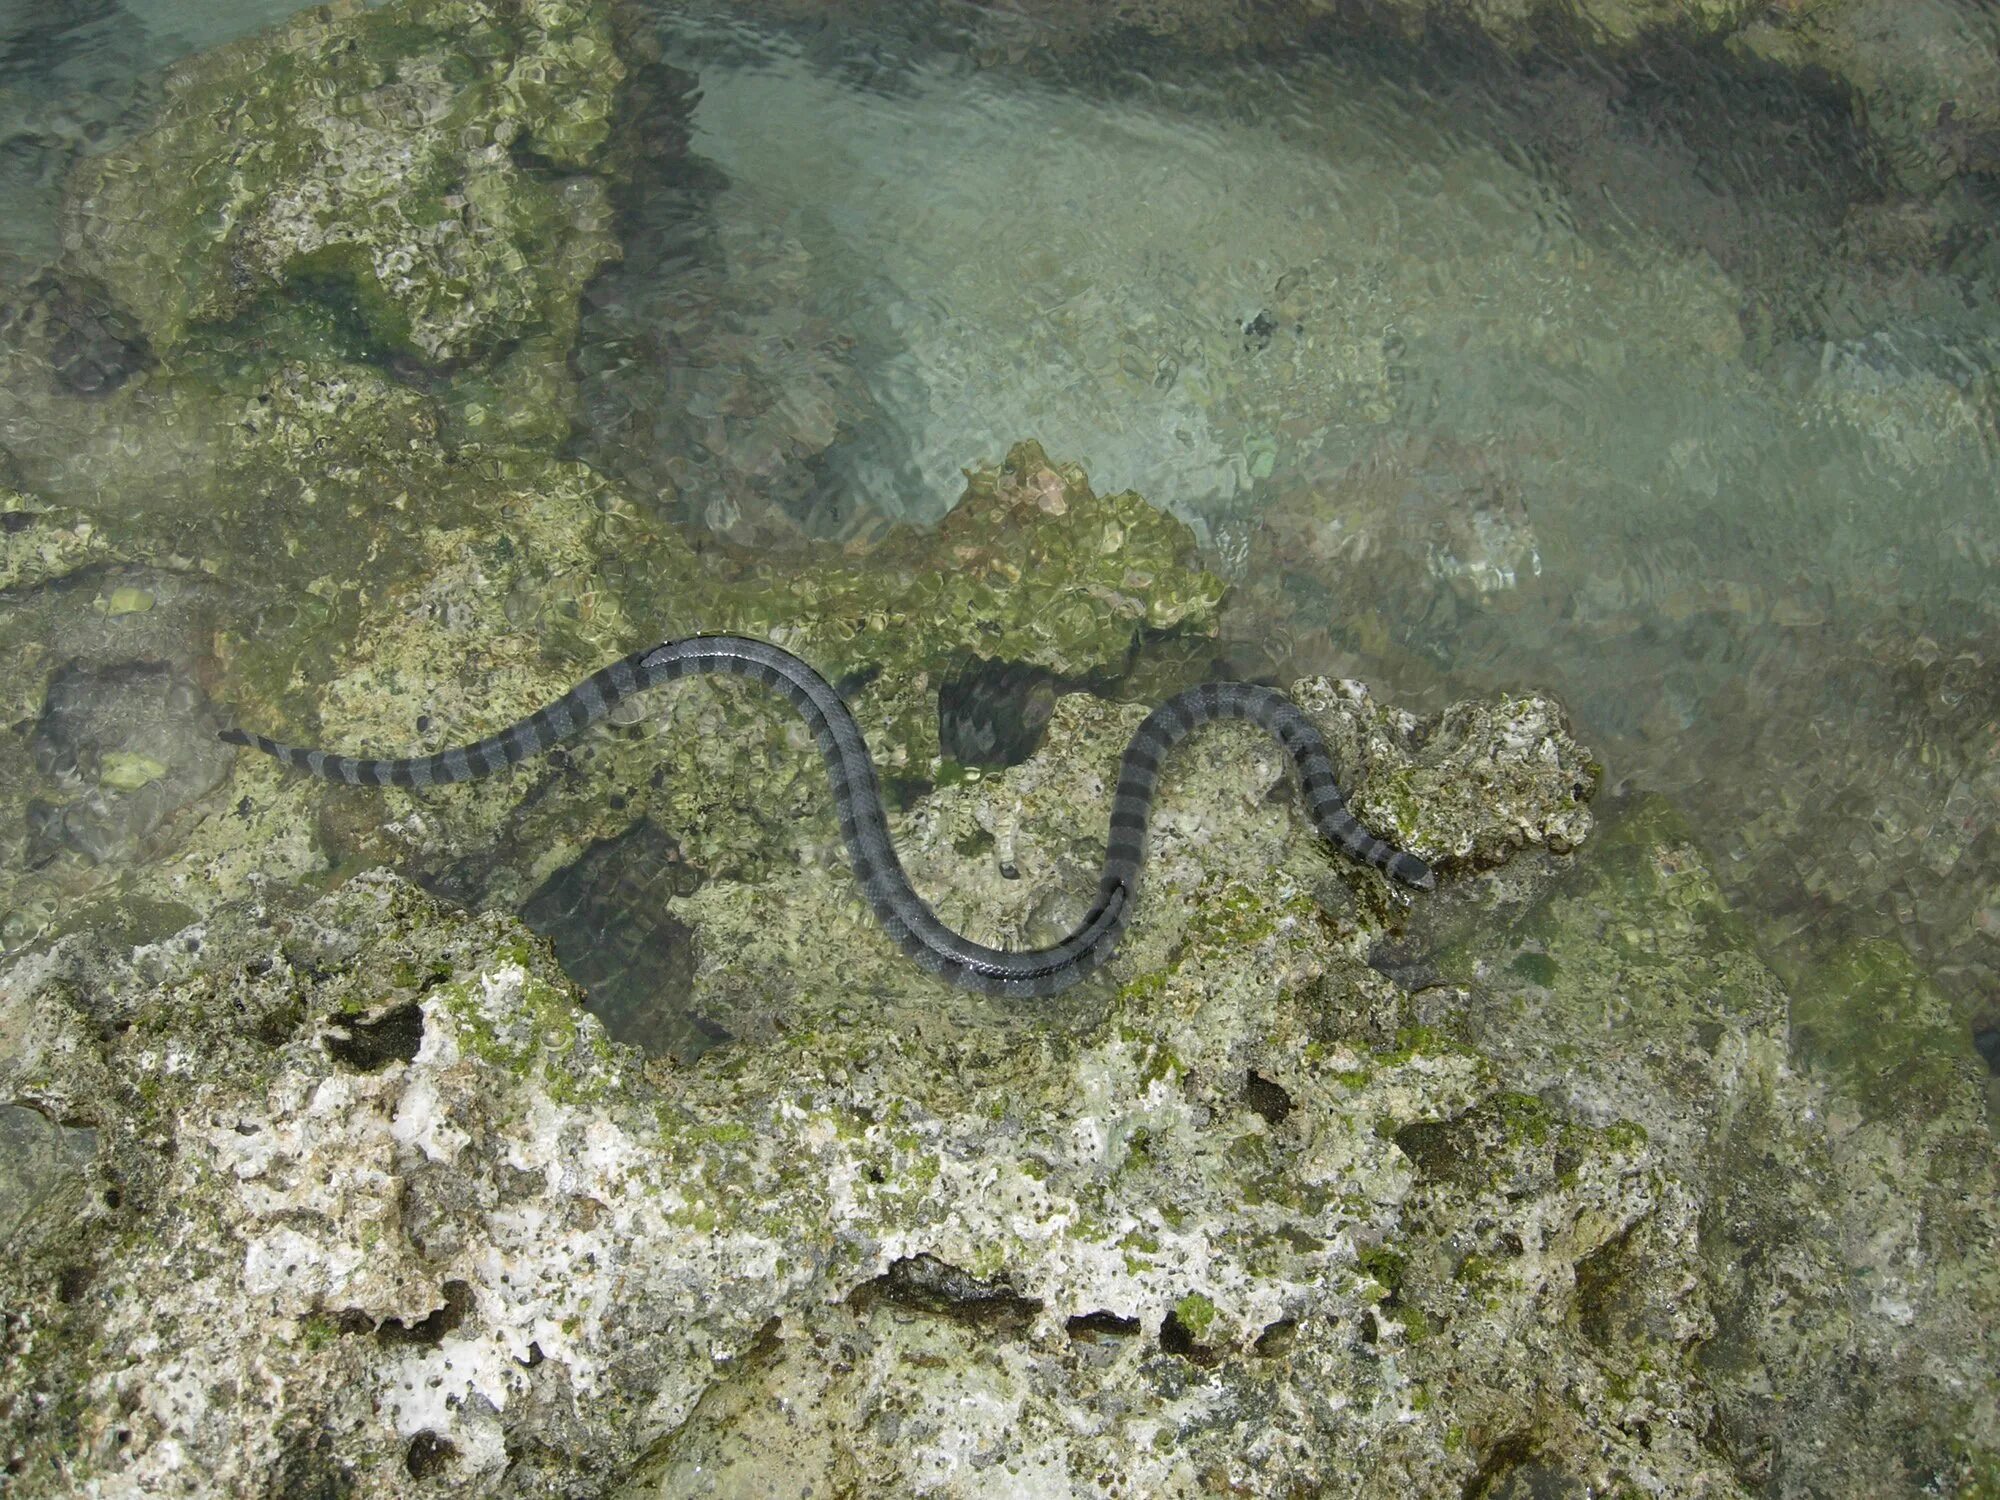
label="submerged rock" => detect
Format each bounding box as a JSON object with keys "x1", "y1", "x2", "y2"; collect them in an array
[
  {"x1": 1424, "y1": 795, "x2": 2000, "y2": 1493},
  {"x1": 0, "y1": 270, "x2": 151, "y2": 397},
  {"x1": 27, "y1": 658, "x2": 232, "y2": 866},
  {"x1": 60, "y1": 0, "x2": 625, "y2": 369}
]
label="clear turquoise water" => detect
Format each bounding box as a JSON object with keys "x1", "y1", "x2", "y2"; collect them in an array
[{"x1": 2, "y1": 1, "x2": 1996, "y2": 1086}]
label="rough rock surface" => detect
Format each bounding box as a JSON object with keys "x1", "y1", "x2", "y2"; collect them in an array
[
  {"x1": 61, "y1": 0, "x2": 625, "y2": 368},
  {"x1": 1416, "y1": 797, "x2": 2000, "y2": 1493},
  {"x1": 0, "y1": 677, "x2": 1663, "y2": 1497},
  {"x1": 203, "y1": 439, "x2": 1227, "y2": 920},
  {"x1": 6, "y1": 670, "x2": 1990, "y2": 1494}
]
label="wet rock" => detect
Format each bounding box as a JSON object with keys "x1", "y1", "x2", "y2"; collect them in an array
[
  {"x1": 516, "y1": 819, "x2": 716, "y2": 1063},
  {"x1": 0, "y1": 492, "x2": 116, "y2": 591},
  {"x1": 0, "y1": 566, "x2": 228, "y2": 897},
  {"x1": 0, "y1": 3, "x2": 158, "y2": 266},
  {"x1": 0, "y1": 270, "x2": 151, "y2": 396},
  {"x1": 1225, "y1": 431, "x2": 1555, "y2": 694},
  {"x1": 1428, "y1": 795, "x2": 2000, "y2": 1494},
  {"x1": 0, "y1": 1101, "x2": 94, "y2": 1245},
  {"x1": 740, "y1": 0, "x2": 2000, "y2": 207},
  {"x1": 1260, "y1": 434, "x2": 1547, "y2": 605},
  {"x1": 60, "y1": 0, "x2": 625, "y2": 368},
  {"x1": 572, "y1": 30, "x2": 870, "y2": 544},
  {"x1": 1735, "y1": 0, "x2": 2000, "y2": 192},
  {"x1": 28, "y1": 658, "x2": 232, "y2": 864},
  {"x1": 573, "y1": 183, "x2": 876, "y2": 544},
  {"x1": 0, "y1": 683, "x2": 1753, "y2": 1497},
  {"x1": 1289, "y1": 677, "x2": 1596, "y2": 878}
]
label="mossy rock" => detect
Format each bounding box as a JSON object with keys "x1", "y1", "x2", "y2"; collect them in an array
[
  {"x1": 61, "y1": 0, "x2": 624, "y2": 367},
  {"x1": 1788, "y1": 935, "x2": 1968, "y2": 1123}
]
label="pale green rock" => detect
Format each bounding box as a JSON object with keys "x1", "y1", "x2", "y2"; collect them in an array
[
  {"x1": 95, "y1": 586, "x2": 152, "y2": 617},
  {"x1": 0, "y1": 681, "x2": 1750, "y2": 1498},
  {"x1": 1428, "y1": 794, "x2": 2000, "y2": 1493},
  {"x1": 61, "y1": 0, "x2": 624, "y2": 366},
  {"x1": 94, "y1": 752, "x2": 168, "y2": 790}
]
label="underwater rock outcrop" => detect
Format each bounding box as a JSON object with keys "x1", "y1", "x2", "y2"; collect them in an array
[
  {"x1": 1422, "y1": 796, "x2": 2000, "y2": 1492},
  {"x1": 60, "y1": 0, "x2": 625, "y2": 370},
  {"x1": 745, "y1": 0, "x2": 2000, "y2": 199}
]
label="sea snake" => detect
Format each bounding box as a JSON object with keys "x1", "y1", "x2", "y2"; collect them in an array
[{"x1": 220, "y1": 635, "x2": 1434, "y2": 998}]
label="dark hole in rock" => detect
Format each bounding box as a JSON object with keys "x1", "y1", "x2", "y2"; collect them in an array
[
  {"x1": 273, "y1": 1426, "x2": 356, "y2": 1500},
  {"x1": 1158, "y1": 1309, "x2": 1220, "y2": 1367},
  {"x1": 1243, "y1": 1070, "x2": 1293, "y2": 1127},
  {"x1": 1466, "y1": 1442, "x2": 1589, "y2": 1500},
  {"x1": 832, "y1": 664, "x2": 883, "y2": 700},
  {"x1": 937, "y1": 658, "x2": 1071, "y2": 770},
  {"x1": 883, "y1": 773, "x2": 935, "y2": 813},
  {"x1": 322, "y1": 1001, "x2": 425, "y2": 1073},
  {"x1": 1066, "y1": 1310, "x2": 1142, "y2": 1341},
  {"x1": 404, "y1": 1431, "x2": 455, "y2": 1480},
  {"x1": 1392, "y1": 1119, "x2": 1460, "y2": 1180},
  {"x1": 1355, "y1": 1248, "x2": 1407, "y2": 1324},
  {"x1": 1573, "y1": 1224, "x2": 1653, "y2": 1351},
  {"x1": 359, "y1": 1279, "x2": 475, "y2": 1348},
  {"x1": 517, "y1": 819, "x2": 724, "y2": 1063},
  {"x1": 850, "y1": 1254, "x2": 1041, "y2": 1334},
  {"x1": 1973, "y1": 1026, "x2": 2000, "y2": 1075},
  {"x1": 55, "y1": 1264, "x2": 93, "y2": 1303},
  {"x1": 1253, "y1": 1318, "x2": 1297, "y2": 1357}
]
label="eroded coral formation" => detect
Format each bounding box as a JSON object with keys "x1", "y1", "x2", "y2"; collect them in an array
[{"x1": 1, "y1": 0, "x2": 1997, "y2": 1494}]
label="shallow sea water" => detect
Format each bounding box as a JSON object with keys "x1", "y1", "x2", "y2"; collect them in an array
[
  {"x1": 644, "y1": 4, "x2": 2000, "y2": 1091},
  {"x1": 1, "y1": 0, "x2": 1996, "y2": 1222}
]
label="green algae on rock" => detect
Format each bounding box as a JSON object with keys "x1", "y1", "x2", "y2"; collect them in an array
[
  {"x1": 0, "y1": 678, "x2": 1754, "y2": 1496},
  {"x1": 215, "y1": 440, "x2": 1226, "y2": 914},
  {"x1": 1424, "y1": 793, "x2": 2000, "y2": 1494},
  {"x1": 60, "y1": 0, "x2": 625, "y2": 368}
]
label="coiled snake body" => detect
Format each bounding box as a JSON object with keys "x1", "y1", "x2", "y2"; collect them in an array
[{"x1": 222, "y1": 635, "x2": 1433, "y2": 997}]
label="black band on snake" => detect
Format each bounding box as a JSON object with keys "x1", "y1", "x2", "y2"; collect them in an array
[{"x1": 219, "y1": 635, "x2": 1434, "y2": 998}]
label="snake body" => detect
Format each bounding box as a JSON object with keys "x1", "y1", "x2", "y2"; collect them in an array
[{"x1": 221, "y1": 635, "x2": 1433, "y2": 997}]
